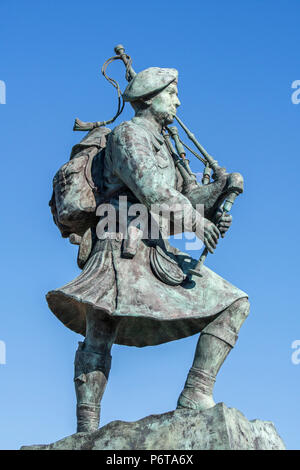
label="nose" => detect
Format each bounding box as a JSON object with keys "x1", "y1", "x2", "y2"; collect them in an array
[{"x1": 175, "y1": 96, "x2": 181, "y2": 107}]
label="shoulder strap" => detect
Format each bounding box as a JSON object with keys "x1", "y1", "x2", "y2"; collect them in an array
[{"x1": 71, "y1": 127, "x2": 111, "y2": 193}]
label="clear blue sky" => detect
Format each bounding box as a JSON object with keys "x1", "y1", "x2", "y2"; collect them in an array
[{"x1": 0, "y1": 0, "x2": 299, "y2": 450}]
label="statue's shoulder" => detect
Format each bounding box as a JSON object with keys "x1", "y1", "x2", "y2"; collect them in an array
[{"x1": 110, "y1": 118, "x2": 150, "y2": 143}]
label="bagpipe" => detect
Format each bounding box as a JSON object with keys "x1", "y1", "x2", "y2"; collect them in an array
[{"x1": 73, "y1": 45, "x2": 244, "y2": 278}]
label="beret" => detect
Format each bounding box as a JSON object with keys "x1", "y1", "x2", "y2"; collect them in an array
[{"x1": 123, "y1": 67, "x2": 178, "y2": 102}]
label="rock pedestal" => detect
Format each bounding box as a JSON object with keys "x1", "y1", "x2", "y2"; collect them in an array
[{"x1": 21, "y1": 403, "x2": 285, "y2": 450}]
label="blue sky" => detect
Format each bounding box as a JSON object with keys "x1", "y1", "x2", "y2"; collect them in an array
[{"x1": 0, "y1": 0, "x2": 299, "y2": 450}]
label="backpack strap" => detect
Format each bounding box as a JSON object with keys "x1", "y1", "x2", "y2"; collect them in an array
[
  {"x1": 71, "y1": 127, "x2": 112, "y2": 193},
  {"x1": 82, "y1": 146, "x2": 101, "y2": 192}
]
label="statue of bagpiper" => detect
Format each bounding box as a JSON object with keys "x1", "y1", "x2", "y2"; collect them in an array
[{"x1": 46, "y1": 45, "x2": 249, "y2": 433}]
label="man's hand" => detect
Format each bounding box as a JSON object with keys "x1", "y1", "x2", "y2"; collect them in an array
[
  {"x1": 195, "y1": 218, "x2": 220, "y2": 254},
  {"x1": 216, "y1": 210, "x2": 232, "y2": 238}
]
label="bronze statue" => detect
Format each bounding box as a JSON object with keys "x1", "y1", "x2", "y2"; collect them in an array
[{"x1": 47, "y1": 46, "x2": 249, "y2": 433}]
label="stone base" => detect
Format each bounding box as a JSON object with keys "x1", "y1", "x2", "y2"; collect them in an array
[{"x1": 21, "y1": 403, "x2": 286, "y2": 450}]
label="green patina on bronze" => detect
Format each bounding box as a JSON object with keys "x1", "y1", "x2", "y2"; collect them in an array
[
  {"x1": 46, "y1": 45, "x2": 251, "y2": 436},
  {"x1": 21, "y1": 404, "x2": 286, "y2": 450}
]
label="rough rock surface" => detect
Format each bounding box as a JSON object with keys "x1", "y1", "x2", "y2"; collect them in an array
[{"x1": 21, "y1": 403, "x2": 286, "y2": 450}]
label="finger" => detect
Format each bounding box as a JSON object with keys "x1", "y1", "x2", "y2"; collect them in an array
[
  {"x1": 223, "y1": 216, "x2": 232, "y2": 224},
  {"x1": 220, "y1": 212, "x2": 232, "y2": 220},
  {"x1": 218, "y1": 222, "x2": 231, "y2": 232},
  {"x1": 219, "y1": 219, "x2": 231, "y2": 225},
  {"x1": 205, "y1": 239, "x2": 215, "y2": 254},
  {"x1": 219, "y1": 218, "x2": 231, "y2": 227},
  {"x1": 207, "y1": 230, "x2": 218, "y2": 245},
  {"x1": 212, "y1": 225, "x2": 220, "y2": 239},
  {"x1": 206, "y1": 233, "x2": 217, "y2": 250},
  {"x1": 204, "y1": 235, "x2": 214, "y2": 253},
  {"x1": 219, "y1": 227, "x2": 228, "y2": 238},
  {"x1": 215, "y1": 210, "x2": 223, "y2": 221}
]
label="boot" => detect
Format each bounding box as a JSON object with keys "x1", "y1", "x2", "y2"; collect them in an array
[
  {"x1": 177, "y1": 332, "x2": 233, "y2": 411},
  {"x1": 177, "y1": 366, "x2": 217, "y2": 411},
  {"x1": 177, "y1": 298, "x2": 249, "y2": 411},
  {"x1": 74, "y1": 342, "x2": 111, "y2": 433}
]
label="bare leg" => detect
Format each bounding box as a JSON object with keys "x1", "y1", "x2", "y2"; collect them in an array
[
  {"x1": 177, "y1": 298, "x2": 250, "y2": 411},
  {"x1": 74, "y1": 309, "x2": 120, "y2": 432}
]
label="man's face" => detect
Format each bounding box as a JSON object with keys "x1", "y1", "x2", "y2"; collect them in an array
[{"x1": 148, "y1": 82, "x2": 181, "y2": 126}]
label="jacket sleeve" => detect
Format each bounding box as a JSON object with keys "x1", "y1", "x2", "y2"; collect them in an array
[{"x1": 108, "y1": 122, "x2": 203, "y2": 233}]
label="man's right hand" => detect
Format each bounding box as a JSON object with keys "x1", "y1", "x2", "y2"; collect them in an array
[{"x1": 195, "y1": 218, "x2": 220, "y2": 254}]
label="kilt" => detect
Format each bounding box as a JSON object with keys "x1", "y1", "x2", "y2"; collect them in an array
[{"x1": 46, "y1": 234, "x2": 247, "y2": 347}]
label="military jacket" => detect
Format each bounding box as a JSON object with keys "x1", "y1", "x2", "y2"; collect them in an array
[{"x1": 46, "y1": 116, "x2": 247, "y2": 347}]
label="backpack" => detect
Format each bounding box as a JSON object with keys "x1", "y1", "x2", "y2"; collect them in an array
[{"x1": 49, "y1": 126, "x2": 111, "y2": 239}]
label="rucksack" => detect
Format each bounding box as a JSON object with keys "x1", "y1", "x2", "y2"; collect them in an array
[{"x1": 49, "y1": 126, "x2": 111, "y2": 239}]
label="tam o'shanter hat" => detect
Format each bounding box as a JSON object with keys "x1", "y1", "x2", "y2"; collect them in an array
[{"x1": 123, "y1": 67, "x2": 178, "y2": 102}]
